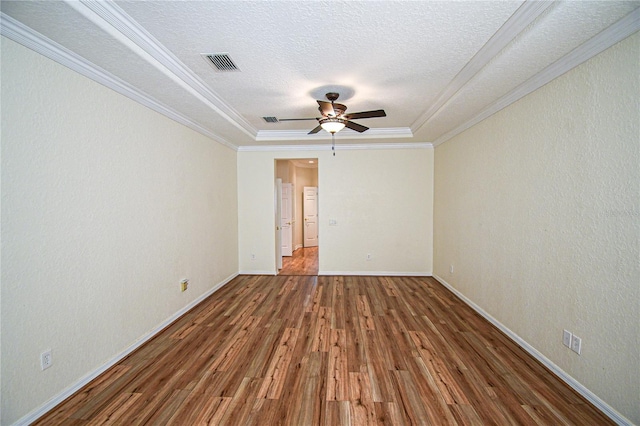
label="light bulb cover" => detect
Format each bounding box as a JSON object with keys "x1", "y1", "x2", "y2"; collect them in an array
[{"x1": 320, "y1": 118, "x2": 346, "y2": 133}]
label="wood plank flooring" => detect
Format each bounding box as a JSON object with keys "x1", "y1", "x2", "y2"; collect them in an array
[
  {"x1": 279, "y1": 247, "x2": 318, "y2": 276},
  {"x1": 34, "y1": 275, "x2": 613, "y2": 425}
]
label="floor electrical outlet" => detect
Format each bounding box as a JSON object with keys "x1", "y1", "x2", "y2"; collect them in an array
[
  {"x1": 41, "y1": 349, "x2": 52, "y2": 370},
  {"x1": 562, "y1": 330, "x2": 572, "y2": 348}
]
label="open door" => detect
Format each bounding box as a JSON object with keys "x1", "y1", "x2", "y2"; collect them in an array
[
  {"x1": 281, "y1": 183, "x2": 293, "y2": 256},
  {"x1": 275, "y1": 178, "x2": 283, "y2": 270},
  {"x1": 303, "y1": 186, "x2": 318, "y2": 247}
]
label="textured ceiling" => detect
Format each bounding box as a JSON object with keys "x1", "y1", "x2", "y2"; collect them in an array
[{"x1": 2, "y1": 1, "x2": 639, "y2": 148}]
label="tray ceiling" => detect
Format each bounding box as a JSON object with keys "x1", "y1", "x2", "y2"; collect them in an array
[{"x1": 2, "y1": 1, "x2": 638, "y2": 149}]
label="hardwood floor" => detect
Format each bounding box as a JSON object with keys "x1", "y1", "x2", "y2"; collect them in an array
[
  {"x1": 280, "y1": 247, "x2": 318, "y2": 276},
  {"x1": 34, "y1": 275, "x2": 613, "y2": 425}
]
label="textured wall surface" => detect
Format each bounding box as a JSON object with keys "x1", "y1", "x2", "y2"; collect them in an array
[
  {"x1": 237, "y1": 148, "x2": 433, "y2": 275},
  {"x1": 433, "y1": 33, "x2": 639, "y2": 422},
  {"x1": 1, "y1": 38, "x2": 238, "y2": 424}
]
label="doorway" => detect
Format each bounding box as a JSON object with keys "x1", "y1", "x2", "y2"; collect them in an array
[
  {"x1": 275, "y1": 158, "x2": 319, "y2": 275},
  {"x1": 279, "y1": 246, "x2": 318, "y2": 275}
]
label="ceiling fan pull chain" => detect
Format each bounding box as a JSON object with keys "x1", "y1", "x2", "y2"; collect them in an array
[{"x1": 332, "y1": 133, "x2": 336, "y2": 156}]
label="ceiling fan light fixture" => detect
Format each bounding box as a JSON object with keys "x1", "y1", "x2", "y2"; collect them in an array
[{"x1": 320, "y1": 117, "x2": 346, "y2": 134}]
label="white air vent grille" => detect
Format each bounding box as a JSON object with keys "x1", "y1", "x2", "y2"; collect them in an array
[
  {"x1": 263, "y1": 116, "x2": 279, "y2": 123},
  {"x1": 203, "y1": 53, "x2": 240, "y2": 71}
]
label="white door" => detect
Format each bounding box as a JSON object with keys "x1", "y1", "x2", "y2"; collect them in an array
[
  {"x1": 303, "y1": 186, "x2": 318, "y2": 247},
  {"x1": 281, "y1": 183, "x2": 293, "y2": 256},
  {"x1": 275, "y1": 179, "x2": 283, "y2": 270}
]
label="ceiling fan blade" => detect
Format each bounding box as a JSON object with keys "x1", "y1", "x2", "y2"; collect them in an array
[
  {"x1": 343, "y1": 109, "x2": 386, "y2": 120},
  {"x1": 308, "y1": 125, "x2": 323, "y2": 134},
  {"x1": 317, "y1": 100, "x2": 335, "y2": 117},
  {"x1": 278, "y1": 117, "x2": 319, "y2": 121},
  {"x1": 344, "y1": 120, "x2": 369, "y2": 133}
]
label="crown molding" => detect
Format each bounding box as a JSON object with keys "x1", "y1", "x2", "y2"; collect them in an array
[
  {"x1": 433, "y1": 7, "x2": 640, "y2": 147},
  {"x1": 256, "y1": 127, "x2": 413, "y2": 142},
  {"x1": 411, "y1": 0, "x2": 555, "y2": 134},
  {"x1": 70, "y1": 0, "x2": 256, "y2": 139},
  {"x1": 238, "y1": 145, "x2": 330, "y2": 152},
  {"x1": 1, "y1": 12, "x2": 240, "y2": 151},
  {"x1": 7, "y1": 1, "x2": 635, "y2": 152},
  {"x1": 1, "y1": 15, "x2": 421, "y2": 154},
  {"x1": 238, "y1": 142, "x2": 432, "y2": 152}
]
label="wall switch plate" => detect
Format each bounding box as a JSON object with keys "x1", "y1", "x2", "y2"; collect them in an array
[
  {"x1": 571, "y1": 335, "x2": 582, "y2": 355},
  {"x1": 450, "y1": 265, "x2": 454, "y2": 274},
  {"x1": 562, "y1": 330, "x2": 572, "y2": 348},
  {"x1": 180, "y1": 279, "x2": 189, "y2": 292},
  {"x1": 41, "y1": 349, "x2": 52, "y2": 370}
]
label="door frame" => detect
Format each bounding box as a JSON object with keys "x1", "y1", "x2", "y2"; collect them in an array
[
  {"x1": 274, "y1": 158, "x2": 319, "y2": 274},
  {"x1": 275, "y1": 178, "x2": 282, "y2": 270},
  {"x1": 281, "y1": 182, "x2": 293, "y2": 256}
]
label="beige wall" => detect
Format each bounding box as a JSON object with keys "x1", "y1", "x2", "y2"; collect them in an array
[
  {"x1": 5, "y1": 19, "x2": 635, "y2": 426},
  {"x1": 433, "y1": 33, "x2": 639, "y2": 423},
  {"x1": 238, "y1": 148, "x2": 433, "y2": 275},
  {"x1": 1, "y1": 38, "x2": 239, "y2": 424},
  {"x1": 275, "y1": 160, "x2": 290, "y2": 182}
]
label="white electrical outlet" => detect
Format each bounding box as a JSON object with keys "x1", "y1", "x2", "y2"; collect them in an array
[
  {"x1": 41, "y1": 349, "x2": 52, "y2": 370},
  {"x1": 366, "y1": 254, "x2": 372, "y2": 261},
  {"x1": 251, "y1": 254, "x2": 256, "y2": 260},
  {"x1": 562, "y1": 330, "x2": 572, "y2": 348},
  {"x1": 571, "y1": 335, "x2": 582, "y2": 355},
  {"x1": 450, "y1": 264, "x2": 454, "y2": 274}
]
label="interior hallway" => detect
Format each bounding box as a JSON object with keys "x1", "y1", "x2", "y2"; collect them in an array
[{"x1": 279, "y1": 247, "x2": 319, "y2": 276}]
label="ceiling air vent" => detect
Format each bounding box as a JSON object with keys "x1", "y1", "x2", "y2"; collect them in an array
[
  {"x1": 262, "y1": 116, "x2": 279, "y2": 123},
  {"x1": 203, "y1": 53, "x2": 240, "y2": 72}
]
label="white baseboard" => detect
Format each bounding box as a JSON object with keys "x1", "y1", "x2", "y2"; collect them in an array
[
  {"x1": 432, "y1": 274, "x2": 633, "y2": 426},
  {"x1": 14, "y1": 272, "x2": 239, "y2": 426},
  {"x1": 238, "y1": 270, "x2": 277, "y2": 275},
  {"x1": 319, "y1": 271, "x2": 431, "y2": 277},
  {"x1": 293, "y1": 244, "x2": 303, "y2": 251},
  {"x1": 18, "y1": 272, "x2": 631, "y2": 425}
]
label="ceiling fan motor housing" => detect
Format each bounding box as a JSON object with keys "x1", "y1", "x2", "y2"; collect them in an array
[
  {"x1": 320, "y1": 92, "x2": 347, "y2": 116},
  {"x1": 320, "y1": 103, "x2": 347, "y2": 117}
]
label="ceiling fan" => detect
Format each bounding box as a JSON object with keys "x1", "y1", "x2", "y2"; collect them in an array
[{"x1": 279, "y1": 92, "x2": 386, "y2": 134}]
